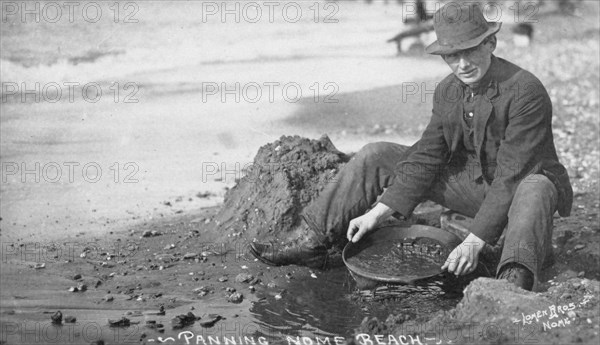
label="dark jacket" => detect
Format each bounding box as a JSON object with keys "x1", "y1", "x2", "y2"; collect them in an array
[{"x1": 380, "y1": 55, "x2": 573, "y2": 244}]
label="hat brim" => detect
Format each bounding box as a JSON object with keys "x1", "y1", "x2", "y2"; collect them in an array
[{"x1": 425, "y1": 22, "x2": 502, "y2": 55}]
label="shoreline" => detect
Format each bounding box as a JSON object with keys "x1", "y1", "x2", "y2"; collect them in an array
[{"x1": 0, "y1": 56, "x2": 448, "y2": 242}]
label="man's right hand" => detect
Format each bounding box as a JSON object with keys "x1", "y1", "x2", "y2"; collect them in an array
[{"x1": 346, "y1": 203, "x2": 395, "y2": 243}]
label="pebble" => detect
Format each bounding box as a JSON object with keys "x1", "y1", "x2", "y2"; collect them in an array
[
  {"x1": 103, "y1": 295, "x2": 114, "y2": 302},
  {"x1": 578, "y1": 271, "x2": 585, "y2": 278},
  {"x1": 199, "y1": 314, "x2": 222, "y2": 328},
  {"x1": 171, "y1": 312, "x2": 196, "y2": 329},
  {"x1": 227, "y1": 292, "x2": 244, "y2": 304},
  {"x1": 142, "y1": 230, "x2": 161, "y2": 238},
  {"x1": 218, "y1": 276, "x2": 228, "y2": 282},
  {"x1": 568, "y1": 310, "x2": 577, "y2": 318},
  {"x1": 193, "y1": 286, "x2": 210, "y2": 293},
  {"x1": 183, "y1": 253, "x2": 198, "y2": 259},
  {"x1": 108, "y1": 317, "x2": 131, "y2": 327},
  {"x1": 235, "y1": 273, "x2": 254, "y2": 283},
  {"x1": 50, "y1": 311, "x2": 62, "y2": 324},
  {"x1": 64, "y1": 316, "x2": 77, "y2": 323},
  {"x1": 574, "y1": 244, "x2": 586, "y2": 251},
  {"x1": 73, "y1": 274, "x2": 82, "y2": 280}
]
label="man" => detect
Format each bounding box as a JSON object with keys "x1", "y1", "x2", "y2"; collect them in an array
[{"x1": 250, "y1": 3, "x2": 572, "y2": 291}]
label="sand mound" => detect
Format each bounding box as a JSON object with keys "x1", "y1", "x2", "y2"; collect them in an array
[{"x1": 213, "y1": 135, "x2": 350, "y2": 241}]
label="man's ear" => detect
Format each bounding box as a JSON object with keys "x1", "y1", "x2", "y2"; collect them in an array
[{"x1": 485, "y1": 35, "x2": 497, "y2": 53}]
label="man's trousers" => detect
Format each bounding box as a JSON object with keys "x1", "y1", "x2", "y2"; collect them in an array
[{"x1": 302, "y1": 142, "x2": 558, "y2": 283}]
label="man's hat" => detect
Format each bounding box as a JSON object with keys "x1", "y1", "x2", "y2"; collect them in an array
[{"x1": 425, "y1": 3, "x2": 502, "y2": 55}]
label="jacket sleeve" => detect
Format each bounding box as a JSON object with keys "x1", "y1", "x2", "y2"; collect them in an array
[
  {"x1": 469, "y1": 78, "x2": 553, "y2": 244},
  {"x1": 379, "y1": 96, "x2": 450, "y2": 217}
]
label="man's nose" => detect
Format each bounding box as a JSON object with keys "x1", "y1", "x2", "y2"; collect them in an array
[{"x1": 458, "y1": 56, "x2": 471, "y2": 69}]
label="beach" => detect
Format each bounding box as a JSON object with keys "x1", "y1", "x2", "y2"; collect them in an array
[
  {"x1": 1, "y1": 1, "x2": 599, "y2": 344},
  {"x1": 1, "y1": 0, "x2": 449, "y2": 241}
]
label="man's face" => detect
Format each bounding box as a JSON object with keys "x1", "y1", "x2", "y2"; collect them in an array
[{"x1": 442, "y1": 38, "x2": 495, "y2": 85}]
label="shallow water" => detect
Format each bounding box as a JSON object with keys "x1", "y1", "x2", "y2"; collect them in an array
[{"x1": 249, "y1": 267, "x2": 464, "y2": 342}]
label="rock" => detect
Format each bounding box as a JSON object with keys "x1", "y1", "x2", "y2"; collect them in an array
[
  {"x1": 235, "y1": 273, "x2": 254, "y2": 283},
  {"x1": 218, "y1": 276, "x2": 228, "y2": 282},
  {"x1": 227, "y1": 292, "x2": 244, "y2": 304},
  {"x1": 574, "y1": 244, "x2": 586, "y2": 251},
  {"x1": 103, "y1": 295, "x2": 114, "y2": 302},
  {"x1": 142, "y1": 230, "x2": 161, "y2": 238},
  {"x1": 183, "y1": 253, "x2": 198, "y2": 259},
  {"x1": 73, "y1": 274, "x2": 82, "y2": 280},
  {"x1": 225, "y1": 287, "x2": 236, "y2": 293},
  {"x1": 51, "y1": 311, "x2": 62, "y2": 324},
  {"x1": 193, "y1": 286, "x2": 211, "y2": 293},
  {"x1": 171, "y1": 312, "x2": 196, "y2": 329},
  {"x1": 108, "y1": 317, "x2": 130, "y2": 327},
  {"x1": 64, "y1": 316, "x2": 77, "y2": 323},
  {"x1": 77, "y1": 283, "x2": 87, "y2": 292},
  {"x1": 578, "y1": 271, "x2": 585, "y2": 278},
  {"x1": 199, "y1": 314, "x2": 222, "y2": 328},
  {"x1": 155, "y1": 254, "x2": 176, "y2": 263}
]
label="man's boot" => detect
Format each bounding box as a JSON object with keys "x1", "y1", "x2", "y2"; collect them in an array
[
  {"x1": 497, "y1": 262, "x2": 534, "y2": 291},
  {"x1": 249, "y1": 222, "x2": 328, "y2": 269}
]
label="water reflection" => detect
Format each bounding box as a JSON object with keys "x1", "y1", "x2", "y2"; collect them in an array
[{"x1": 249, "y1": 268, "x2": 469, "y2": 342}]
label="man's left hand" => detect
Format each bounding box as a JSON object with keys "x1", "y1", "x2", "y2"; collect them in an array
[{"x1": 441, "y1": 233, "x2": 486, "y2": 276}]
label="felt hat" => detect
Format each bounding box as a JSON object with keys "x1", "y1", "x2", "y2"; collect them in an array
[{"x1": 425, "y1": 3, "x2": 502, "y2": 55}]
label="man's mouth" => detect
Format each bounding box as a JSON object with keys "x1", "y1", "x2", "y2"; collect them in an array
[{"x1": 461, "y1": 68, "x2": 477, "y2": 76}]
